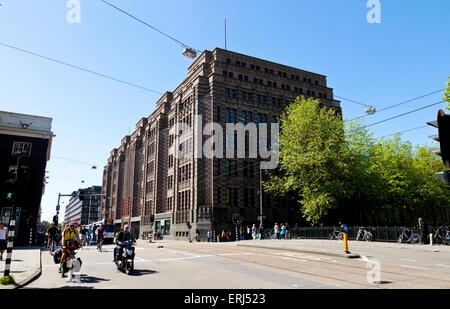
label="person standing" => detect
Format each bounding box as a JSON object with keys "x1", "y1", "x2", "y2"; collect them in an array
[
  {"x1": 285, "y1": 222, "x2": 291, "y2": 240},
  {"x1": 280, "y1": 224, "x2": 286, "y2": 240},
  {"x1": 239, "y1": 226, "x2": 244, "y2": 241},
  {"x1": 258, "y1": 224, "x2": 264, "y2": 240},
  {"x1": 252, "y1": 224, "x2": 257, "y2": 240},
  {"x1": 0, "y1": 222, "x2": 8, "y2": 260},
  {"x1": 207, "y1": 230, "x2": 211, "y2": 242},
  {"x1": 274, "y1": 223, "x2": 280, "y2": 240}
]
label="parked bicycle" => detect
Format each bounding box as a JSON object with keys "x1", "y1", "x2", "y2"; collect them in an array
[
  {"x1": 433, "y1": 226, "x2": 450, "y2": 245},
  {"x1": 398, "y1": 228, "x2": 420, "y2": 244},
  {"x1": 356, "y1": 227, "x2": 373, "y2": 241},
  {"x1": 263, "y1": 230, "x2": 278, "y2": 240},
  {"x1": 329, "y1": 228, "x2": 343, "y2": 240}
]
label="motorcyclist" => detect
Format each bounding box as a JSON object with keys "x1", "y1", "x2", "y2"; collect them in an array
[
  {"x1": 59, "y1": 222, "x2": 81, "y2": 273},
  {"x1": 113, "y1": 225, "x2": 135, "y2": 262}
]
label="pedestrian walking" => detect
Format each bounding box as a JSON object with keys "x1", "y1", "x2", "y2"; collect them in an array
[
  {"x1": 0, "y1": 222, "x2": 8, "y2": 260},
  {"x1": 252, "y1": 224, "x2": 257, "y2": 240},
  {"x1": 239, "y1": 226, "x2": 244, "y2": 240},
  {"x1": 207, "y1": 230, "x2": 211, "y2": 242},
  {"x1": 274, "y1": 222, "x2": 280, "y2": 240},
  {"x1": 246, "y1": 226, "x2": 250, "y2": 240}
]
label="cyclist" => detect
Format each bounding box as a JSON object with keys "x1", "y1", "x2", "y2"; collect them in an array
[
  {"x1": 46, "y1": 223, "x2": 58, "y2": 249},
  {"x1": 59, "y1": 222, "x2": 81, "y2": 273},
  {"x1": 80, "y1": 225, "x2": 88, "y2": 247},
  {"x1": 95, "y1": 224, "x2": 105, "y2": 251}
]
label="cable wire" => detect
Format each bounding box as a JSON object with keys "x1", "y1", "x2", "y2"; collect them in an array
[
  {"x1": 349, "y1": 89, "x2": 445, "y2": 121},
  {"x1": 365, "y1": 100, "x2": 445, "y2": 128},
  {"x1": 101, "y1": 0, "x2": 202, "y2": 53},
  {"x1": 379, "y1": 125, "x2": 429, "y2": 139},
  {"x1": 0, "y1": 42, "x2": 164, "y2": 96}
]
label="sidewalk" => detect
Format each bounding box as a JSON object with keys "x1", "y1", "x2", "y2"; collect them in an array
[
  {"x1": 0, "y1": 247, "x2": 41, "y2": 289},
  {"x1": 235, "y1": 238, "x2": 450, "y2": 256}
]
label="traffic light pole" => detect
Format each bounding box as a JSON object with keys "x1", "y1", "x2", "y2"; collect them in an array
[{"x1": 4, "y1": 157, "x2": 20, "y2": 278}]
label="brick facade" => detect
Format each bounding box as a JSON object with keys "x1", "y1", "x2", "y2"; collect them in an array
[{"x1": 101, "y1": 48, "x2": 341, "y2": 240}]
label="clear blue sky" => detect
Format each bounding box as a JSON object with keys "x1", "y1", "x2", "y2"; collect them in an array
[{"x1": 0, "y1": 0, "x2": 449, "y2": 223}]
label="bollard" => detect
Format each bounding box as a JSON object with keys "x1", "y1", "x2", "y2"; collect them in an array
[
  {"x1": 344, "y1": 233, "x2": 350, "y2": 254},
  {"x1": 430, "y1": 233, "x2": 433, "y2": 246}
]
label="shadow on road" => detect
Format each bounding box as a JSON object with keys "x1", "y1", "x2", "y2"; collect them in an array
[
  {"x1": 131, "y1": 269, "x2": 158, "y2": 276},
  {"x1": 79, "y1": 274, "x2": 111, "y2": 284}
]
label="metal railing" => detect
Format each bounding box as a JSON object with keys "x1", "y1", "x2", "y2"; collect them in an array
[{"x1": 258, "y1": 226, "x2": 448, "y2": 242}]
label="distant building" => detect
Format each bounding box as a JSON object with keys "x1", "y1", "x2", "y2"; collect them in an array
[
  {"x1": 101, "y1": 48, "x2": 341, "y2": 240},
  {"x1": 0, "y1": 111, "x2": 54, "y2": 246},
  {"x1": 64, "y1": 186, "x2": 102, "y2": 226}
]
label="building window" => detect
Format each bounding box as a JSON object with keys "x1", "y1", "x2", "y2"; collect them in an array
[
  {"x1": 226, "y1": 58, "x2": 231, "y2": 64},
  {"x1": 238, "y1": 74, "x2": 243, "y2": 80},
  {"x1": 229, "y1": 72, "x2": 234, "y2": 78},
  {"x1": 253, "y1": 77, "x2": 258, "y2": 83}
]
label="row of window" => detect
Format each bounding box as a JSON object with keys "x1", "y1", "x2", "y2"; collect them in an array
[
  {"x1": 177, "y1": 190, "x2": 191, "y2": 211},
  {"x1": 217, "y1": 187, "x2": 257, "y2": 208},
  {"x1": 178, "y1": 163, "x2": 192, "y2": 182},
  {"x1": 226, "y1": 58, "x2": 321, "y2": 85},
  {"x1": 226, "y1": 108, "x2": 277, "y2": 124},
  {"x1": 225, "y1": 82, "x2": 327, "y2": 100}
]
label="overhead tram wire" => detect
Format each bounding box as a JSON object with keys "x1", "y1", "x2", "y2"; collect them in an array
[
  {"x1": 365, "y1": 100, "x2": 445, "y2": 128},
  {"x1": 347, "y1": 88, "x2": 445, "y2": 122},
  {"x1": 100, "y1": 0, "x2": 202, "y2": 54},
  {"x1": 379, "y1": 125, "x2": 429, "y2": 139},
  {"x1": 0, "y1": 42, "x2": 164, "y2": 96}
]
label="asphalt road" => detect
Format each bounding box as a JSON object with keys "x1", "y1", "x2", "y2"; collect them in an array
[{"x1": 25, "y1": 239, "x2": 450, "y2": 289}]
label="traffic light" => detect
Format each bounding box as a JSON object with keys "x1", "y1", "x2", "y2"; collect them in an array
[
  {"x1": 428, "y1": 109, "x2": 450, "y2": 168},
  {"x1": 53, "y1": 215, "x2": 58, "y2": 225},
  {"x1": 232, "y1": 214, "x2": 241, "y2": 225},
  {"x1": 150, "y1": 214, "x2": 155, "y2": 223}
]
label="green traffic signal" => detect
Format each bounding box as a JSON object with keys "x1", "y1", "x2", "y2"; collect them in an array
[{"x1": 6, "y1": 192, "x2": 12, "y2": 199}]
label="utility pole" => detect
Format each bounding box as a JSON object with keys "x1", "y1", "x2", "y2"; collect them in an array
[
  {"x1": 259, "y1": 164, "x2": 263, "y2": 228},
  {"x1": 3, "y1": 157, "x2": 20, "y2": 278}
]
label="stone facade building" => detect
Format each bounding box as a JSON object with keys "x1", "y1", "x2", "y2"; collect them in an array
[{"x1": 101, "y1": 48, "x2": 340, "y2": 240}]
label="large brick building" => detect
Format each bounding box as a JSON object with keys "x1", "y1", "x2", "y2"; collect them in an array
[{"x1": 101, "y1": 48, "x2": 340, "y2": 240}]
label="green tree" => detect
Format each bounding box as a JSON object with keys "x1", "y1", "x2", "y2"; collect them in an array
[
  {"x1": 264, "y1": 96, "x2": 349, "y2": 224},
  {"x1": 444, "y1": 77, "x2": 450, "y2": 111}
]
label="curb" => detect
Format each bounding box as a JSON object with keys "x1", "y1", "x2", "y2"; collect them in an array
[
  {"x1": 14, "y1": 247, "x2": 42, "y2": 289},
  {"x1": 236, "y1": 243, "x2": 360, "y2": 259}
]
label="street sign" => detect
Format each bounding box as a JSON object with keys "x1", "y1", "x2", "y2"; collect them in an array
[{"x1": 341, "y1": 224, "x2": 348, "y2": 233}]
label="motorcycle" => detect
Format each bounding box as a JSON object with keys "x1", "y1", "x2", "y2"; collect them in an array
[{"x1": 115, "y1": 240, "x2": 135, "y2": 275}]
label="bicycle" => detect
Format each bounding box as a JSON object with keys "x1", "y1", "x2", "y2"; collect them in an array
[
  {"x1": 329, "y1": 228, "x2": 343, "y2": 240},
  {"x1": 356, "y1": 227, "x2": 373, "y2": 241},
  {"x1": 263, "y1": 230, "x2": 278, "y2": 240},
  {"x1": 433, "y1": 226, "x2": 450, "y2": 245},
  {"x1": 49, "y1": 239, "x2": 57, "y2": 255},
  {"x1": 398, "y1": 228, "x2": 420, "y2": 244}
]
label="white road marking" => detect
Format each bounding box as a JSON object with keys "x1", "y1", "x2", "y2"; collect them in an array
[
  {"x1": 436, "y1": 264, "x2": 450, "y2": 268},
  {"x1": 399, "y1": 265, "x2": 428, "y2": 270},
  {"x1": 160, "y1": 255, "x2": 214, "y2": 261},
  {"x1": 218, "y1": 253, "x2": 241, "y2": 256},
  {"x1": 398, "y1": 258, "x2": 416, "y2": 262}
]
